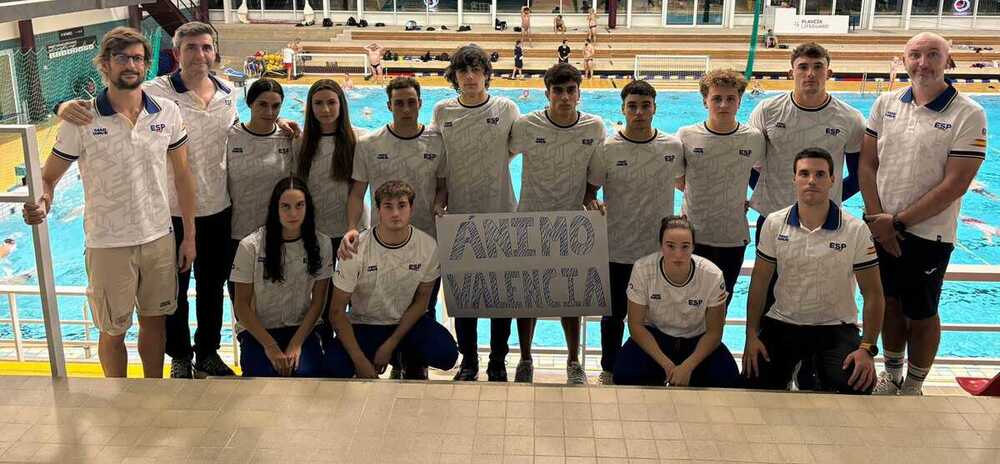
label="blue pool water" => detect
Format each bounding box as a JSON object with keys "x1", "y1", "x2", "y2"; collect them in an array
[{"x1": 1, "y1": 85, "x2": 998, "y2": 358}]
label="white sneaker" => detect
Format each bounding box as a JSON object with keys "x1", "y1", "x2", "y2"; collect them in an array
[
  {"x1": 899, "y1": 383, "x2": 924, "y2": 396},
  {"x1": 598, "y1": 370, "x2": 614, "y2": 385},
  {"x1": 566, "y1": 361, "x2": 588, "y2": 385},
  {"x1": 872, "y1": 371, "x2": 901, "y2": 395}
]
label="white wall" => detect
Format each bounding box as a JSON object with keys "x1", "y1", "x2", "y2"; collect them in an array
[{"x1": 0, "y1": 7, "x2": 128, "y2": 42}]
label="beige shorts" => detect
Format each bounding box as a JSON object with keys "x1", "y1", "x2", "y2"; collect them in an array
[{"x1": 85, "y1": 233, "x2": 178, "y2": 336}]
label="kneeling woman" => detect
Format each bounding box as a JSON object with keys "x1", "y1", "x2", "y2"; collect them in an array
[
  {"x1": 613, "y1": 216, "x2": 742, "y2": 388},
  {"x1": 230, "y1": 177, "x2": 333, "y2": 377},
  {"x1": 324, "y1": 180, "x2": 458, "y2": 379}
]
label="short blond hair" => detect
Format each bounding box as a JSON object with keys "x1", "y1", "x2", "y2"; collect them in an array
[
  {"x1": 699, "y1": 68, "x2": 748, "y2": 98},
  {"x1": 92, "y1": 27, "x2": 151, "y2": 79}
]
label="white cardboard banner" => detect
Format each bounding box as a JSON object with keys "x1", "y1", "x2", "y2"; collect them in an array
[
  {"x1": 773, "y1": 8, "x2": 849, "y2": 34},
  {"x1": 437, "y1": 211, "x2": 612, "y2": 318}
]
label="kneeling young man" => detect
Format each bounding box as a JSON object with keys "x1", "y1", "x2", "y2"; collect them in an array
[
  {"x1": 744, "y1": 148, "x2": 884, "y2": 394},
  {"x1": 612, "y1": 216, "x2": 742, "y2": 388},
  {"x1": 324, "y1": 180, "x2": 459, "y2": 378}
]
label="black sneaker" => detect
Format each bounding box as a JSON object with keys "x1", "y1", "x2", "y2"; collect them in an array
[
  {"x1": 453, "y1": 363, "x2": 479, "y2": 381},
  {"x1": 170, "y1": 358, "x2": 193, "y2": 379},
  {"x1": 194, "y1": 352, "x2": 236, "y2": 378},
  {"x1": 402, "y1": 365, "x2": 429, "y2": 380},
  {"x1": 487, "y1": 361, "x2": 508, "y2": 382}
]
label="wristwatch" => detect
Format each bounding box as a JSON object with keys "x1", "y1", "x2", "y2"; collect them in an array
[
  {"x1": 859, "y1": 342, "x2": 879, "y2": 357},
  {"x1": 892, "y1": 214, "x2": 906, "y2": 233}
]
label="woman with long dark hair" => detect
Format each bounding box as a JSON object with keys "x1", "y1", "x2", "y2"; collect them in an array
[
  {"x1": 230, "y1": 177, "x2": 333, "y2": 377},
  {"x1": 296, "y1": 78, "x2": 368, "y2": 251},
  {"x1": 226, "y1": 78, "x2": 293, "y2": 300}
]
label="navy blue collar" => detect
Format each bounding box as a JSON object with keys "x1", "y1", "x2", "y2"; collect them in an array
[
  {"x1": 95, "y1": 88, "x2": 162, "y2": 117},
  {"x1": 169, "y1": 70, "x2": 232, "y2": 95},
  {"x1": 787, "y1": 200, "x2": 841, "y2": 231},
  {"x1": 899, "y1": 79, "x2": 956, "y2": 112}
]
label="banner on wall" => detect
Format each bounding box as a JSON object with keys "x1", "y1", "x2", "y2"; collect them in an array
[
  {"x1": 773, "y1": 7, "x2": 850, "y2": 34},
  {"x1": 46, "y1": 36, "x2": 97, "y2": 60},
  {"x1": 437, "y1": 211, "x2": 612, "y2": 318}
]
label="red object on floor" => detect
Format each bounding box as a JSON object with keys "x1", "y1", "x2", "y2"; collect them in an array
[{"x1": 956, "y1": 372, "x2": 1000, "y2": 396}]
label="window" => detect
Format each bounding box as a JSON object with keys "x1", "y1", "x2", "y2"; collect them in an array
[
  {"x1": 835, "y1": 0, "x2": 861, "y2": 15},
  {"x1": 980, "y1": 0, "x2": 1000, "y2": 15},
  {"x1": 633, "y1": 0, "x2": 660, "y2": 14},
  {"x1": 874, "y1": 0, "x2": 903, "y2": 15},
  {"x1": 911, "y1": 0, "x2": 941, "y2": 15},
  {"x1": 803, "y1": 0, "x2": 832, "y2": 14}
]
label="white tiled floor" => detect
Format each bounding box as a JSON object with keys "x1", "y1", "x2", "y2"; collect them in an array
[{"x1": 0, "y1": 376, "x2": 996, "y2": 463}]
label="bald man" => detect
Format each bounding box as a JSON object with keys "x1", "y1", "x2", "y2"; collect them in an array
[{"x1": 859, "y1": 33, "x2": 988, "y2": 395}]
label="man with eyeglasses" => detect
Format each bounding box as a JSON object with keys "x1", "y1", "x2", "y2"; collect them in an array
[{"x1": 23, "y1": 27, "x2": 197, "y2": 378}]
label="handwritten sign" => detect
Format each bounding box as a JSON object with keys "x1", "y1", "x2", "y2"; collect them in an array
[{"x1": 437, "y1": 211, "x2": 611, "y2": 318}]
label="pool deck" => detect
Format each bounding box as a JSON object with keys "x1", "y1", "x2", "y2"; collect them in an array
[
  {"x1": 0, "y1": 347, "x2": 992, "y2": 397},
  {"x1": 0, "y1": 374, "x2": 996, "y2": 463}
]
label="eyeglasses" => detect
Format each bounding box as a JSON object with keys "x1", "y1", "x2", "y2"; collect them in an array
[{"x1": 111, "y1": 54, "x2": 147, "y2": 65}]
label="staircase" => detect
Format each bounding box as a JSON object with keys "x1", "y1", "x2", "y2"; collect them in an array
[{"x1": 141, "y1": 0, "x2": 207, "y2": 36}]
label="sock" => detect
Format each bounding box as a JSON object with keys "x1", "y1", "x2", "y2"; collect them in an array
[
  {"x1": 902, "y1": 362, "x2": 930, "y2": 392},
  {"x1": 883, "y1": 349, "x2": 905, "y2": 383}
]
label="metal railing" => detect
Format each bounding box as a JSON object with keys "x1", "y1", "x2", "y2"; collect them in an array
[{"x1": 2, "y1": 262, "x2": 999, "y2": 369}]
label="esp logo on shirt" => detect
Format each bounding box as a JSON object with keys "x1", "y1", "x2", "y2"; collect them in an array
[
  {"x1": 423, "y1": 153, "x2": 437, "y2": 160},
  {"x1": 825, "y1": 128, "x2": 841, "y2": 136},
  {"x1": 150, "y1": 123, "x2": 166, "y2": 133},
  {"x1": 408, "y1": 263, "x2": 422, "y2": 271},
  {"x1": 376, "y1": 153, "x2": 389, "y2": 160},
  {"x1": 934, "y1": 122, "x2": 953, "y2": 131},
  {"x1": 664, "y1": 155, "x2": 676, "y2": 162},
  {"x1": 650, "y1": 294, "x2": 662, "y2": 300},
  {"x1": 829, "y1": 242, "x2": 847, "y2": 251},
  {"x1": 688, "y1": 299, "x2": 703, "y2": 306},
  {"x1": 486, "y1": 117, "x2": 500, "y2": 125},
  {"x1": 367, "y1": 265, "x2": 378, "y2": 272},
  {"x1": 582, "y1": 139, "x2": 594, "y2": 145},
  {"x1": 739, "y1": 149, "x2": 752, "y2": 157}
]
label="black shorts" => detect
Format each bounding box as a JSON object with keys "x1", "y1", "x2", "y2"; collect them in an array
[
  {"x1": 876, "y1": 232, "x2": 953, "y2": 320},
  {"x1": 558, "y1": 57, "x2": 569, "y2": 64},
  {"x1": 694, "y1": 243, "x2": 746, "y2": 307},
  {"x1": 515, "y1": 59, "x2": 524, "y2": 68}
]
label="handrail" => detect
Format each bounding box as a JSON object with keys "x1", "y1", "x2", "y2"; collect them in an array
[{"x1": 1, "y1": 267, "x2": 999, "y2": 367}]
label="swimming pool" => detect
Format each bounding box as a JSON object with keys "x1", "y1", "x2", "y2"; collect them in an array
[{"x1": 0, "y1": 85, "x2": 997, "y2": 359}]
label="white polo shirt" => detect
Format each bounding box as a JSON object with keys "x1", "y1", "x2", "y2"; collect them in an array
[
  {"x1": 866, "y1": 83, "x2": 988, "y2": 243},
  {"x1": 146, "y1": 72, "x2": 239, "y2": 217},
  {"x1": 432, "y1": 95, "x2": 520, "y2": 214},
  {"x1": 511, "y1": 110, "x2": 606, "y2": 212},
  {"x1": 52, "y1": 90, "x2": 187, "y2": 248},
  {"x1": 748, "y1": 93, "x2": 865, "y2": 215},
  {"x1": 230, "y1": 227, "x2": 335, "y2": 332},
  {"x1": 626, "y1": 254, "x2": 728, "y2": 339},
  {"x1": 756, "y1": 202, "x2": 878, "y2": 326},
  {"x1": 298, "y1": 131, "x2": 369, "y2": 238},
  {"x1": 587, "y1": 130, "x2": 684, "y2": 263},
  {"x1": 678, "y1": 122, "x2": 766, "y2": 247},
  {"x1": 354, "y1": 124, "x2": 446, "y2": 237},
  {"x1": 333, "y1": 226, "x2": 439, "y2": 325},
  {"x1": 226, "y1": 123, "x2": 294, "y2": 240}
]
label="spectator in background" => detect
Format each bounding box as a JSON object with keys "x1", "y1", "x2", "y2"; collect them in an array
[
  {"x1": 558, "y1": 40, "x2": 571, "y2": 64},
  {"x1": 513, "y1": 40, "x2": 525, "y2": 80},
  {"x1": 765, "y1": 29, "x2": 778, "y2": 48},
  {"x1": 521, "y1": 6, "x2": 532, "y2": 46},
  {"x1": 554, "y1": 15, "x2": 567, "y2": 33}
]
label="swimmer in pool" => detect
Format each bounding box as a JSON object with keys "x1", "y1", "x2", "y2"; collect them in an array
[
  {"x1": 0, "y1": 238, "x2": 14, "y2": 259},
  {"x1": 961, "y1": 217, "x2": 1000, "y2": 244}
]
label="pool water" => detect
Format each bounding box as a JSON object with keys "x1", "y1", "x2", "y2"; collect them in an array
[{"x1": 1, "y1": 85, "x2": 998, "y2": 358}]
